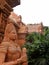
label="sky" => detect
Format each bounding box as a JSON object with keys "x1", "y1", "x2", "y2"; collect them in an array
[{"x1": 13, "y1": 0, "x2": 49, "y2": 26}]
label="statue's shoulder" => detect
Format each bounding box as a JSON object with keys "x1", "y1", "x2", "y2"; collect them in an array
[
  {"x1": 0, "y1": 42, "x2": 9, "y2": 53},
  {"x1": 1, "y1": 42, "x2": 10, "y2": 47}
]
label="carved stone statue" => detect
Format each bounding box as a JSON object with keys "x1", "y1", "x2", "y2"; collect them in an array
[{"x1": 0, "y1": 22, "x2": 28, "y2": 65}]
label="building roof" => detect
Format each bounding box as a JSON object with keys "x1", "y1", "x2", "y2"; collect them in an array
[
  {"x1": 27, "y1": 23, "x2": 43, "y2": 34},
  {"x1": 6, "y1": 0, "x2": 20, "y2": 8}
]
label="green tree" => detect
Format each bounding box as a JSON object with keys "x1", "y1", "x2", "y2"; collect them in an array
[{"x1": 24, "y1": 30, "x2": 49, "y2": 65}]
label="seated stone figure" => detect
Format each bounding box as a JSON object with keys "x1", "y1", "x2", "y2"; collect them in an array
[{"x1": 0, "y1": 22, "x2": 28, "y2": 65}]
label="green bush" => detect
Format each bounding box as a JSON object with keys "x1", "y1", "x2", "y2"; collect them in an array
[{"x1": 24, "y1": 30, "x2": 49, "y2": 65}]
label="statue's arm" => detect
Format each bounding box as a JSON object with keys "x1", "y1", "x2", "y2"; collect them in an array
[
  {"x1": 21, "y1": 48, "x2": 28, "y2": 65},
  {"x1": 16, "y1": 48, "x2": 28, "y2": 65},
  {"x1": 0, "y1": 45, "x2": 7, "y2": 63}
]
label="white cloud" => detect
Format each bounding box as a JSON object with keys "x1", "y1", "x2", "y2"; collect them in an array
[{"x1": 13, "y1": 0, "x2": 49, "y2": 26}]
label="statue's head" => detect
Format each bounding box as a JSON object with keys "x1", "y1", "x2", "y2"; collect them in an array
[{"x1": 4, "y1": 22, "x2": 17, "y2": 41}]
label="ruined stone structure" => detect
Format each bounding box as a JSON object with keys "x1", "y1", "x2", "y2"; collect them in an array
[{"x1": 27, "y1": 23, "x2": 43, "y2": 34}]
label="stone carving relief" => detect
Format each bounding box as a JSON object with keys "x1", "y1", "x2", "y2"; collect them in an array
[{"x1": 0, "y1": 23, "x2": 28, "y2": 65}]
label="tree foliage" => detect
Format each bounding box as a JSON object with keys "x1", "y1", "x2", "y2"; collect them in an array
[{"x1": 24, "y1": 27, "x2": 49, "y2": 65}]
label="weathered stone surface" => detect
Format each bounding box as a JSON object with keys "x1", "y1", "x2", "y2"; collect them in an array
[
  {"x1": 0, "y1": 0, "x2": 20, "y2": 43},
  {"x1": 0, "y1": 1, "x2": 28, "y2": 65},
  {"x1": 0, "y1": 13, "x2": 7, "y2": 43},
  {"x1": 0, "y1": 23, "x2": 28, "y2": 65},
  {"x1": 0, "y1": 0, "x2": 20, "y2": 18}
]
